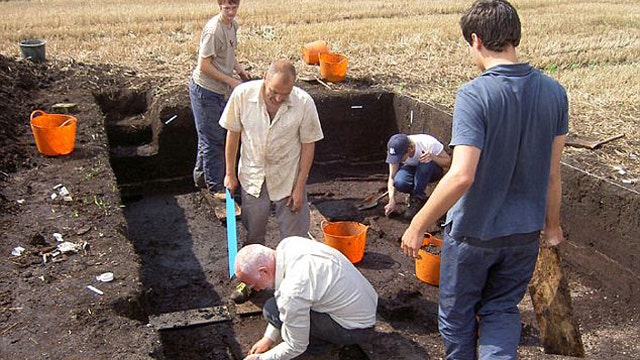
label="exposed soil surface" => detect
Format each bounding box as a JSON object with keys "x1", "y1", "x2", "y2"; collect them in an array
[{"x1": 1, "y1": 55, "x2": 639, "y2": 359}]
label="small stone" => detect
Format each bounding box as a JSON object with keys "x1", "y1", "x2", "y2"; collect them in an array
[{"x1": 51, "y1": 103, "x2": 78, "y2": 114}]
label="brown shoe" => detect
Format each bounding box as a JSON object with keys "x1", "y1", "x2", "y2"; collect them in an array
[
  {"x1": 212, "y1": 190, "x2": 226, "y2": 201},
  {"x1": 202, "y1": 189, "x2": 225, "y2": 204}
]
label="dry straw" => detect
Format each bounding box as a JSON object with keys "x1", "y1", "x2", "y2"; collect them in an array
[{"x1": 1, "y1": 0, "x2": 638, "y2": 180}]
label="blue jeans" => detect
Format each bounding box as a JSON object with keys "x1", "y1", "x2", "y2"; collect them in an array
[
  {"x1": 189, "y1": 78, "x2": 226, "y2": 191},
  {"x1": 393, "y1": 161, "x2": 443, "y2": 200},
  {"x1": 438, "y1": 228, "x2": 540, "y2": 360},
  {"x1": 262, "y1": 298, "x2": 372, "y2": 355}
]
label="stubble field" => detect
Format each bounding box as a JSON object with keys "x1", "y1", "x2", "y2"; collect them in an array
[{"x1": 2, "y1": 0, "x2": 639, "y2": 182}]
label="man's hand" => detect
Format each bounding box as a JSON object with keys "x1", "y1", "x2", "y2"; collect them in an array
[
  {"x1": 239, "y1": 70, "x2": 251, "y2": 82},
  {"x1": 419, "y1": 151, "x2": 434, "y2": 163},
  {"x1": 286, "y1": 186, "x2": 305, "y2": 212},
  {"x1": 401, "y1": 225, "x2": 424, "y2": 258},
  {"x1": 230, "y1": 78, "x2": 243, "y2": 89},
  {"x1": 246, "y1": 336, "x2": 273, "y2": 357},
  {"x1": 384, "y1": 199, "x2": 396, "y2": 216},
  {"x1": 224, "y1": 175, "x2": 239, "y2": 194},
  {"x1": 541, "y1": 225, "x2": 563, "y2": 247}
]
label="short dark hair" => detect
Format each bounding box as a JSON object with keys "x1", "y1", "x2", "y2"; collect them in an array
[
  {"x1": 460, "y1": 0, "x2": 521, "y2": 52},
  {"x1": 218, "y1": 0, "x2": 240, "y2": 5}
]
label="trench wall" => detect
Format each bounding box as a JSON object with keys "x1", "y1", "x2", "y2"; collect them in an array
[
  {"x1": 561, "y1": 164, "x2": 640, "y2": 296},
  {"x1": 389, "y1": 94, "x2": 640, "y2": 297},
  {"x1": 106, "y1": 84, "x2": 640, "y2": 298},
  {"x1": 310, "y1": 90, "x2": 396, "y2": 164}
]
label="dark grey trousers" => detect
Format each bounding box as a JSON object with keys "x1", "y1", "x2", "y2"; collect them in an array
[
  {"x1": 241, "y1": 183, "x2": 310, "y2": 245},
  {"x1": 263, "y1": 297, "x2": 373, "y2": 356}
]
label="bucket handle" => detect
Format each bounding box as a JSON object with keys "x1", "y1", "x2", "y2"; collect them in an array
[
  {"x1": 30, "y1": 110, "x2": 46, "y2": 121},
  {"x1": 60, "y1": 118, "x2": 75, "y2": 127},
  {"x1": 30, "y1": 110, "x2": 75, "y2": 127}
]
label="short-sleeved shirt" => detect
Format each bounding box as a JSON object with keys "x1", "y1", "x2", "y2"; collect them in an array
[
  {"x1": 446, "y1": 63, "x2": 569, "y2": 240},
  {"x1": 259, "y1": 237, "x2": 378, "y2": 360},
  {"x1": 401, "y1": 134, "x2": 445, "y2": 166},
  {"x1": 191, "y1": 14, "x2": 238, "y2": 95},
  {"x1": 219, "y1": 80, "x2": 324, "y2": 201}
]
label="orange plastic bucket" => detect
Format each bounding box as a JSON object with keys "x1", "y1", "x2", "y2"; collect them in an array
[
  {"x1": 322, "y1": 220, "x2": 368, "y2": 264},
  {"x1": 415, "y1": 233, "x2": 443, "y2": 286},
  {"x1": 319, "y1": 53, "x2": 348, "y2": 82},
  {"x1": 30, "y1": 110, "x2": 77, "y2": 156},
  {"x1": 301, "y1": 40, "x2": 329, "y2": 65}
]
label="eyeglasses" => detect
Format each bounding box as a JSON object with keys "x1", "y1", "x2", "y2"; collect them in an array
[{"x1": 220, "y1": 5, "x2": 238, "y2": 11}]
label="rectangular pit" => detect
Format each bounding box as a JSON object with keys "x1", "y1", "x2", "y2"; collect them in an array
[{"x1": 111, "y1": 84, "x2": 640, "y2": 359}]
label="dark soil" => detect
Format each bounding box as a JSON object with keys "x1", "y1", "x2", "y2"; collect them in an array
[
  {"x1": 1, "y1": 54, "x2": 639, "y2": 359},
  {"x1": 420, "y1": 243, "x2": 441, "y2": 256}
]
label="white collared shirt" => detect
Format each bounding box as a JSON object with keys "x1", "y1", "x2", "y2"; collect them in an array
[
  {"x1": 260, "y1": 237, "x2": 378, "y2": 360},
  {"x1": 219, "y1": 80, "x2": 324, "y2": 201}
]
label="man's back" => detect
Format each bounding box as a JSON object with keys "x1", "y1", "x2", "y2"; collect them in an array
[
  {"x1": 447, "y1": 63, "x2": 569, "y2": 240},
  {"x1": 275, "y1": 237, "x2": 378, "y2": 329}
]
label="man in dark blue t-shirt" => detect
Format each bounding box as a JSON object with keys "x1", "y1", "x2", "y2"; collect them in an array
[{"x1": 400, "y1": 1, "x2": 568, "y2": 358}]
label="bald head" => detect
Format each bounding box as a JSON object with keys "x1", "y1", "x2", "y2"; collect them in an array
[
  {"x1": 234, "y1": 244, "x2": 276, "y2": 290},
  {"x1": 263, "y1": 59, "x2": 296, "y2": 109},
  {"x1": 266, "y1": 58, "x2": 296, "y2": 82}
]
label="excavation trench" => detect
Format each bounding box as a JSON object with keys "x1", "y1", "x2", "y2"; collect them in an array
[{"x1": 97, "y1": 84, "x2": 640, "y2": 359}]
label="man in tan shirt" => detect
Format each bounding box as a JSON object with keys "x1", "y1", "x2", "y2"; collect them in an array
[{"x1": 221, "y1": 59, "x2": 324, "y2": 247}]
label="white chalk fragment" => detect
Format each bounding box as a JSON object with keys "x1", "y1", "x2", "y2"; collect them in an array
[
  {"x1": 613, "y1": 165, "x2": 627, "y2": 175},
  {"x1": 51, "y1": 185, "x2": 72, "y2": 201},
  {"x1": 86, "y1": 285, "x2": 104, "y2": 295},
  {"x1": 622, "y1": 178, "x2": 637, "y2": 184},
  {"x1": 11, "y1": 246, "x2": 25, "y2": 256},
  {"x1": 58, "y1": 186, "x2": 69, "y2": 197},
  {"x1": 164, "y1": 115, "x2": 178, "y2": 125},
  {"x1": 53, "y1": 233, "x2": 64, "y2": 242},
  {"x1": 57, "y1": 242, "x2": 80, "y2": 254},
  {"x1": 350, "y1": 105, "x2": 363, "y2": 109},
  {"x1": 96, "y1": 272, "x2": 114, "y2": 282},
  {"x1": 17, "y1": 199, "x2": 25, "y2": 204}
]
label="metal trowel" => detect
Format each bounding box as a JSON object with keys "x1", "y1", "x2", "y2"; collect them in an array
[{"x1": 355, "y1": 191, "x2": 389, "y2": 211}]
